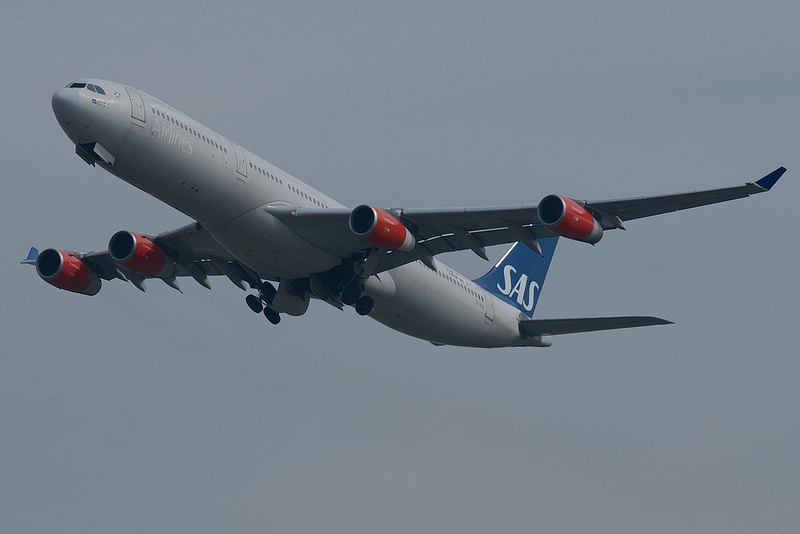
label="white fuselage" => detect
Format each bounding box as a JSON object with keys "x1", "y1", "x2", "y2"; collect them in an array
[{"x1": 52, "y1": 79, "x2": 537, "y2": 348}]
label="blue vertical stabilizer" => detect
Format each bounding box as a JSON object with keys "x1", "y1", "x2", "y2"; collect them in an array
[{"x1": 472, "y1": 237, "x2": 558, "y2": 318}]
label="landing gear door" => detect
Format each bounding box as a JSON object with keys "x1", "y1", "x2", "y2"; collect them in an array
[{"x1": 232, "y1": 144, "x2": 248, "y2": 182}]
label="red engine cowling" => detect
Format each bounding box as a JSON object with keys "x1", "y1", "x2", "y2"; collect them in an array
[
  {"x1": 36, "y1": 248, "x2": 101, "y2": 295},
  {"x1": 349, "y1": 205, "x2": 416, "y2": 253},
  {"x1": 108, "y1": 231, "x2": 174, "y2": 278},
  {"x1": 538, "y1": 195, "x2": 603, "y2": 244}
]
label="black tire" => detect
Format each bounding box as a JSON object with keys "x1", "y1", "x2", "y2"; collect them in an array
[
  {"x1": 263, "y1": 307, "x2": 281, "y2": 325},
  {"x1": 341, "y1": 284, "x2": 361, "y2": 306},
  {"x1": 259, "y1": 281, "x2": 277, "y2": 305},
  {"x1": 246, "y1": 294, "x2": 263, "y2": 313},
  {"x1": 355, "y1": 295, "x2": 374, "y2": 316}
]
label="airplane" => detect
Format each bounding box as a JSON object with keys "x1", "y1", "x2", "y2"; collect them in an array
[{"x1": 22, "y1": 78, "x2": 786, "y2": 348}]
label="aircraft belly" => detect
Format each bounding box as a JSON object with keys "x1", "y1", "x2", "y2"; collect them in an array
[
  {"x1": 113, "y1": 140, "x2": 262, "y2": 228},
  {"x1": 369, "y1": 263, "x2": 521, "y2": 348},
  {"x1": 208, "y1": 206, "x2": 342, "y2": 279}
]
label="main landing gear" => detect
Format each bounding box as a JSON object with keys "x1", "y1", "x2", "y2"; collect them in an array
[
  {"x1": 340, "y1": 283, "x2": 361, "y2": 306},
  {"x1": 263, "y1": 307, "x2": 281, "y2": 325},
  {"x1": 355, "y1": 295, "x2": 374, "y2": 316},
  {"x1": 340, "y1": 282, "x2": 374, "y2": 316},
  {"x1": 245, "y1": 294, "x2": 263, "y2": 313},
  {"x1": 245, "y1": 282, "x2": 281, "y2": 325}
]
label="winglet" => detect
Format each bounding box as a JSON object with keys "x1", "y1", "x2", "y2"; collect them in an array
[
  {"x1": 754, "y1": 167, "x2": 786, "y2": 191},
  {"x1": 21, "y1": 247, "x2": 39, "y2": 265}
]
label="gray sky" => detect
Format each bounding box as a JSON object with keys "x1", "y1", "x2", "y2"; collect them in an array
[{"x1": 2, "y1": 1, "x2": 799, "y2": 532}]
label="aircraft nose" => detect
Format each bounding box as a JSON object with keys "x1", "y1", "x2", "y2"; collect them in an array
[{"x1": 51, "y1": 88, "x2": 77, "y2": 124}]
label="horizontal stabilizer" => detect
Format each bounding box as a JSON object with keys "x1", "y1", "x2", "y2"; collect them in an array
[{"x1": 519, "y1": 316, "x2": 672, "y2": 337}]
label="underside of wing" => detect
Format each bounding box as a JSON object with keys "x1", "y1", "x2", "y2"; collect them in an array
[
  {"x1": 26, "y1": 222, "x2": 261, "y2": 295},
  {"x1": 265, "y1": 204, "x2": 553, "y2": 273},
  {"x1": 519, "y1": 316, "x2": 673, "y2": 337},
  {"x1": 265, "y1": 167, "x2": 786, "y2": 275},
  {"x1": 584, "y1": 167, "x2": 786, "y2": 226}
]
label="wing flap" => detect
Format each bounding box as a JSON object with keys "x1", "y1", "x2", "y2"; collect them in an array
[
  {"x1": 397, "y1": 205, "x2": 542, "y2": 240},
  {"x1": 519, "y1": 316, "x2": 673, "y2": 337}
]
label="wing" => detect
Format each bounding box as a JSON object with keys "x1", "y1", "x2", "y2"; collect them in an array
[
  {"x1": 584, "y1": 166, "x2": 786, "y2": 228},
  {"x1": 519, "y1": 316, "x2": 673, "y2": 337},
  {"x1": 268, "y1": 167, "x2": 786, "y2": 272},
  {"x1": 265, "y1": 204, "x2": 553, "y2": 271},
  {"x1": 27, "y1": 223, "x2": 260, "y2": 293}
]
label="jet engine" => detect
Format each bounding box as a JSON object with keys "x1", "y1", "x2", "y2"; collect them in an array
[
  {"x1": 35, "y1": 248, "x2": 101, "y2": 295},
  {"x1": 108, "y1": 231, "x2": 174, "y2": 278},
  {"x1": 538, "y1": 195, "x2": 603, "y2": 244},
  {"x1": 349, "y1": 205, "x2": 416, "y2": 253}
]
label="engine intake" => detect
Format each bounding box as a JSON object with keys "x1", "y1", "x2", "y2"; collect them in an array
[
  {"x1": 109, "y1": 231, "x2": 174, "y2": 278},
  {"x1": 538, "y1": 195, "x2": 603, "y2": 244},
  {"x1": 36, "y1": 248, "x2": 101, "y2": 295},
  {"x1": 349, "y1": 205, "x2": 415, "y2": 253}
]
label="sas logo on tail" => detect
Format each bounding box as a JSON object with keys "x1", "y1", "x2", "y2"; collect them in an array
[{"x1": 497, "y1": 265, "x2": 539, "y2": 312}]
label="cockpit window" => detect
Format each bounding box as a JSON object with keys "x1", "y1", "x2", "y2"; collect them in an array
[{"x1": 68, "y1": 82, "x2": 105, "y2": 94}]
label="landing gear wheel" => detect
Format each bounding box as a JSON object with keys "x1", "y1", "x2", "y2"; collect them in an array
[
  {"x1": 341, "y1": 284, "x2": 361, "y2": 306},
  {"x1": 263, "y1": 307, "x2": 281, "y2": 325},
  {"x1": 245, "y1": 294, "x2": 264, "y2": 313},
  {"x1": 355, "y1": 295, "x2": 374, "y2": 316},
  {"x1": 259, "y1": 281, "x2": 277, "y2": 305}
]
